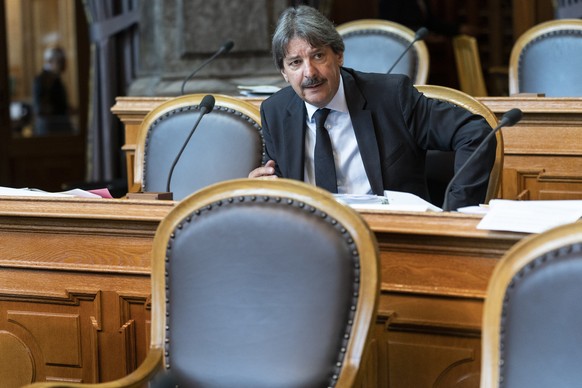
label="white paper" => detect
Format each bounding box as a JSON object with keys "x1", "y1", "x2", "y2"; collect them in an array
[
  {"x1": 334, "y1": 194, "x2": 389, "y2": 205},
  {"x1": 456, "y1": 205, "x2": 490, "y2": 215},
  {"x1": 333, "y1": 191, "x2": 442, "y2": 212},
  {"x1": 0, "y1": 186, "x2": 74, "y2": 198},
  {"x1": 383, "y1": 190, "x2": 443, "y2": 212},
  {"x1": 0, "y1": 186, "x2": 101, "y2": 198},
  {"x1": 477, "y1": 199, "x2": 582, "y2": 233},
  {"x1": 237, "y1": 85, "x2": 280, "y2": 95}
]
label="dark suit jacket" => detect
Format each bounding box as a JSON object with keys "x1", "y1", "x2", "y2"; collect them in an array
[{"x1": 260, "y1": 67, "x2": 496, "y2": 209}]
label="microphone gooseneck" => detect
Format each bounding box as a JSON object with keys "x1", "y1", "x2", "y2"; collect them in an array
[
  {"x1": 441, "y1": 108, "x2": 523, "y2": 212},
  {"x1": 180, "y1": 40, "x2": 235, "y2": 95},
  {"x1": 386, "y1": 27, "x2": 429, "y2": 74},
  {"x1": 166, "y1": 94, "x2": 216, "y2": 194}
]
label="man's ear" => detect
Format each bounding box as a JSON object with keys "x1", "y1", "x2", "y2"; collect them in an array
[{"x1": 281, "y1": 69, "x2": 289, "y2": 83}]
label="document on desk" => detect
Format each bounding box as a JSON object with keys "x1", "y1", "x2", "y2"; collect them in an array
[
  {"x1": 0, "y1": 186, "x2": 103, "y2": 198},
  {"x1": 477, "y1": 199, "x2": 582, "y2": 234},
  {"x1": 334, "y1": 191, "x2": 442, "y2": 212}
]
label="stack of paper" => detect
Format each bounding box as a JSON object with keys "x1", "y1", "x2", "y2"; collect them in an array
[
  {"x1": 477, "y1": 199, "x2": 582, "y2": 233},
  {"x1": 237, "y1": 85, "x2": 281, "y2": 97},
  {"x1": 333, "y1": 191, "x2": 442, "y2": 212},
  {"x1": 0, "y1": 186, "x2": 112, "y2": 198}
]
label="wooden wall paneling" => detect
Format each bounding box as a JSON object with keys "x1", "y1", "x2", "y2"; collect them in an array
[
  {"x1": 1, "y1": 0, "x2": 87, "y2": 191},
  {"x1": 0, "y1": 0, "x2": 11, "y2": 185},
  {"x1": 512, "y1": 0, "x2": 554, "y2": 40}
]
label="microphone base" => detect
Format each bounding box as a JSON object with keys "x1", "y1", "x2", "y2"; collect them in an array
[{"x1": 126, "y1": 192, "x2": 174, "y2": 200}]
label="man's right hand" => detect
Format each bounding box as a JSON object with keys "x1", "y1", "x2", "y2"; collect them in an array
[{"x1": 248, "y1": 160, "x2": 278, "y2": 179}]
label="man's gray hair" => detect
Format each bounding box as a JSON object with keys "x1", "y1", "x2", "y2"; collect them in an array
[{"x1": 272, "y1": 5, "x2": 345, "y2": 71}]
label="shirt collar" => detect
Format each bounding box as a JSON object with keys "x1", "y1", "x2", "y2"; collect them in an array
[{"x1": 305, "y1": 74, "x2": 348, "y2": 121}]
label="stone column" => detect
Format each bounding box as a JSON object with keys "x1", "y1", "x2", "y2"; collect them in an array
[{"x1": 129, "y1": 0, "x2": 289, "y2": 96}]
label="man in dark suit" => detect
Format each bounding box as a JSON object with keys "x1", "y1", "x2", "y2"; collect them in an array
[
  {"x1": 32, "y1": 46, "x2": 73, "y2": 135},
  {"x1": 249, "y1": 5, "x2": 495, "y2": 211}
]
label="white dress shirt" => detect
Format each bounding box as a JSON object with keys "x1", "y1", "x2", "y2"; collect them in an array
[{"x1": 303, "y1": 76, "x2": 373, "y2": 194}]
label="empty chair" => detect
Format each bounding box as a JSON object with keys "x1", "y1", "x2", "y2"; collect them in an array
[
  {"x1": 133, "y1": 94, "x2": 264, "y2": 200},
  {"x1": 415, "y1": 85, "x2": 503, "y2": 207},
  {"x1": 509, "y1": 19, "x2": 582, "y2": 96},
  {"x1": 452, "y1": 34, "x2": 488, "y2": 97},
  {"x1": 481, "y1": 221, "x2": 582, "y2": 388},
  {"x1": 25, "y1": 178, "x2": 380, "y2": 388},
  {"x1": 337, "y1": 19, "x2": 429, "y2": 84}
]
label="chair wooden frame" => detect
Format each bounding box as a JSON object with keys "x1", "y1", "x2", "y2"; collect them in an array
[
  {"x1": 133, "y1": 93, "x2": 263, "y2": 196},
  {"x1": 415, "y1": 85, "x2": 503, "y2": 203},
  {"x1": 509, "y1": 19, "x2": 582, "y2": 96},
  {"x1": 452, "y1": 34, "x2": 488, "y2": 97},
  {"x1": 24, "y1": 179, "x2": 380, "y2": 387},
  {"x1": 337, "y1": 19, "x2": 430, "y2": 85},
  {"x1": 480, "y1": 221, "x2": 582, "y2": 388}
]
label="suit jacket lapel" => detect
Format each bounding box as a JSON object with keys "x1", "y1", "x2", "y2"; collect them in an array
[
  {"x1": 342, "y1": 69, "x2": 384, "y2": 195},
  {"x1": 283, "y1": 95, "x2": 307, "y2": 181}
]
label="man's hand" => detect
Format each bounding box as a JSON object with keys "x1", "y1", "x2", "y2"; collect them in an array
[{"x1": 249, "y1": 160, "x2": 278, "y2": 179}]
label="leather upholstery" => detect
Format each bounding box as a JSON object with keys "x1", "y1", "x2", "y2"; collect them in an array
[
  {"x1": 510, "y1": 19, "x2": 582, "y2": 96},
  {"x1": 343, "y1": 31, "x2": 418, "y2": 76},
  {"x1": 157, "y1": 179, "x2": 379, "y2": 387},
  {"x1": 500, "y1": 242, "x2": 582, "y2": 387},
  {"x1": 337, "y1": 19, "x2": 429, "y2": 84},
  {"x1": 480, "y1": 222, "x2": 582, "y2": 388},
  {"x1": 137, "y1": 94, "x2": 264, "y2": 200}
]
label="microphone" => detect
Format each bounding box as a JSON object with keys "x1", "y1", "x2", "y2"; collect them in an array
[
  {"x1": 386, "y1": 27, "x2": 429, "y2": 74},
  {"x1": 441, "y1": 108, "x2": 523, "y2": 212},
  {"x1": 180, "y1": 40, "x2": 235, "y2": 95},
  {"x1": 165, "y1": 94, "x2": 216, "y2": 194}
]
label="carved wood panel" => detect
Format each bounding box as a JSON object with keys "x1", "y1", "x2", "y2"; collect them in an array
[{"x1": 0, "y1": 278, "x2": 150, "y2": 384}]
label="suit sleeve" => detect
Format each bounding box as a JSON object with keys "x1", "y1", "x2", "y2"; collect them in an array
[
  {"x1": 259, "y1": 103, "x2": 283, "y2": 177},
  {"x1": 398, "y1": 78, "x2": 497, "y2": 209}
]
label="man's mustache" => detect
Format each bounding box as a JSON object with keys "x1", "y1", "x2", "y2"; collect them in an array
[{"x1": 301, "y1": 77, "x2": 325, "y2": 88}]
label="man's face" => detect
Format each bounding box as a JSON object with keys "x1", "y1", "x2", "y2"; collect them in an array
[{"x1": 280, "y1": 37, "x2": 343, "y2": 108}]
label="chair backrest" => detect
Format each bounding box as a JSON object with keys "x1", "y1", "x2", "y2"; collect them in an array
[
  {"x1": 452, "y1": 34, "x2": 488, "y2": 97},
  {"x1": 150, "y1": 178, "x2": 380, "y2": 387},
  {"x1": 509, "y1": 19, "x2": 582, "y2": 96},
  {"x1": 415, "y1": 85, "x2": 503, "y2": 207},
  {"x1": 337, "y1": 19, "x2": 429, "y2": 84},
  {"x1": 134, "y1": 94, "x2": 264, "y2": 200},
  {"x1": 481, "y1": 221, "x2": 582, "y2": 388}
]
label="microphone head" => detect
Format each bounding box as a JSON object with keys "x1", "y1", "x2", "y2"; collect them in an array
[
  {"x1": 200, "y1": 94, "x2": 216, "y2": 112},
  {"x1": 414, "y1": 27, "x2": 429, "y2": 41},
  {"x1": 220, "y1": 40, "x2": 235, "y2": 54},
  {"x1": 500, "y1": 108, "x2": 523, "y2": 127}
]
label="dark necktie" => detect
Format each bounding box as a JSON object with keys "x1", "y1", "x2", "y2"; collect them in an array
[{"x1": 313, "y1": 108, "x2": 337, "y2": 193}]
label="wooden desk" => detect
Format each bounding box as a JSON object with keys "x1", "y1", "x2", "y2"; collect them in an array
[
  {"x1": 112, "y1": 96, "x2": 582, "y2": 201},
  {"x1": 0, "y1": 197, "x2": 524, "y2": 386},
  {"x1": 480, "y1": 97, "x2": 582, "y2": 201}
]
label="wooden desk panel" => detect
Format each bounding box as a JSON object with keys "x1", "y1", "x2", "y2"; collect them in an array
[
  {"x1": 0, "y1": 197, "x2": 525, "y2": 386},
  {"x1": 480, "y1": 97, "x2": 582, "y2": 200},
  {"x1": 113, "y1": 96, "x2": 582, "y2": 201}
]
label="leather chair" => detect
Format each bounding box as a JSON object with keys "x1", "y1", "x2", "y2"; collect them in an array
[
  {"x1": 25, "y1": 178, "x2": 380, "y2": 387},
  {"x1": 509, "y1": 19, "x2": 582, "y2": 96},
  {"x1": 452, "y1": 34, "x2": 488, "y2": 97},
  {"x1": 415, "y1": 85, "x2": 503, "y2": 207},
  {"x1": 481, "y1": 221, "x2": 582, "y2": 388},
  {"x1": 337, "y1": 19, "x2": 429, "y2": 84},
  {"x1": 133, "y1": 94, "x2": 264, "y2": 200}
]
